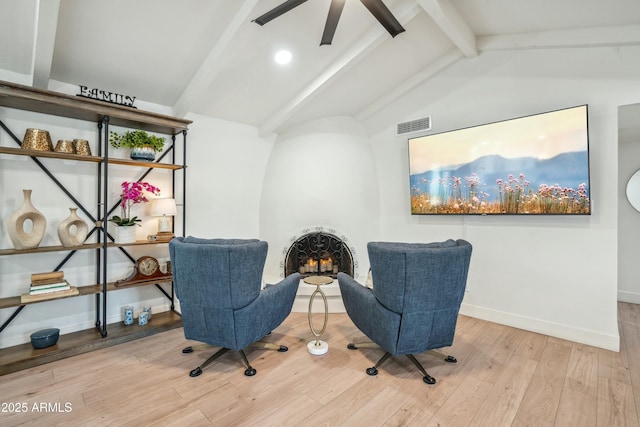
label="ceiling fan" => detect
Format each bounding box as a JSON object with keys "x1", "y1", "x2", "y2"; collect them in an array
[{"x1": 252, "y1": 0, "x2": 405, "y2": 46}]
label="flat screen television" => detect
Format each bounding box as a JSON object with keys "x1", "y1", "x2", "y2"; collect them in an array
[{"x1": 408, "y1": 105, "x2": 591, "y2": 215}]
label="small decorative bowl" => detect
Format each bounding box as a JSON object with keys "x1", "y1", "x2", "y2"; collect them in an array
[
  {"x1": 22, "y1": 128, "x2": 54, "y2": 152},
  {"x1": 30, "y1": 328, "x2": 60, "y2": 349}
]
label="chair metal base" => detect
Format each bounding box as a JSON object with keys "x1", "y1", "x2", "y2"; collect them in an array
[
  {"x1": 347, "y1": 341, "x2": 457, "y2": 385},
  {"x1": 182, "y1": 341, "x2": 288, "y2": 377}
]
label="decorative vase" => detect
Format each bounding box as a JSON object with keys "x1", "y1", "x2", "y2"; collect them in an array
[
  {"x1": 130, "y1": 146, "x2": 156, "y2": 162},
  {"x1": 57, "y1": 208, "x2": 89, "y2": 247},
  {"x1": 7, "y1": 189, "x2": 47, "y2": 249},
  {"x1": 114, "y1": 225, "x2": 137, "y2": 244}
]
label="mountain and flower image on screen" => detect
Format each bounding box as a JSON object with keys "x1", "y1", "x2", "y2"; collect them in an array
[{"x1": 408, "y1": 105, "x2": 590, "y2": 215}]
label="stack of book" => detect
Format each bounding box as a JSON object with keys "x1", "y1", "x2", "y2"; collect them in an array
[
  {"x1": 20, "y1": 271, "x2": 79, "y2": 303},
  {"x1": 30, "y1": 271, "x2": 70, "y2": 295}
]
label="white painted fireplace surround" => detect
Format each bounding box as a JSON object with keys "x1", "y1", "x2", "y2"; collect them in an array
[{"x1": 259, "y1": 116, "x2": 379, "y2": 312}]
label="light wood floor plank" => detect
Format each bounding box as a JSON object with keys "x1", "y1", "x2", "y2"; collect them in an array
[
  {"x1": 566, "y1": 343, "x2": 599, "y2": 396},
  {"x1": 598, "y1": 322, "x2": 632, "y2": 386},
  {"x1": 513, "y1": 328, "x2": 548, "y2": 361},
  {"x1": 620, "y1": 311, "x2": 640, "y2": 426},
  {"x1": 300, "y1": 376, "x2": 392, "y2": 426},
  {"x1": 424, "y1": 375, "x2": 493, "y2": 427},
  {"x1": 597, "y1": 377, "x2": 640, "y2": 427},
  {"x1": 506, "y1": 340, "x2": 572, "y2": 425},
  {"x1": 468, "y1": 354, "x2": 538, "y2": 427},
  {"x1": 152, "y1": 408, "x2": 212, "y2": 427},
  {"x1": 555, "y1": 386, "x2": 597, "y2": 427},
  {"x1": 620, "y1": 301, "x2": 640, "y2": 326},
  {"x1": 341, "y1": 385, "x2": 423, "y2": 426}
]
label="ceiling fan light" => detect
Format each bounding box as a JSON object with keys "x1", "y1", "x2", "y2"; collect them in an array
[{"x1": 275, "y1": 50, "x2": 292, "y2": 64}]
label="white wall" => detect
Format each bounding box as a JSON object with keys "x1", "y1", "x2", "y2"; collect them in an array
[
  {"x1": 182, "y1": 113, "x2": 275, "y2": 238},
  {"x1": 618, "y1": 104, "x2": 640, "y2": 303},
  {"x1": 258, "y1": 116, "x2": 379, "y2": 283},
  {"x1": 362, "y1": 46, "x2": 640, "y2": 351}
]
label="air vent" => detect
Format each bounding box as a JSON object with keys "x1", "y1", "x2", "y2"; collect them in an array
[{"x1": 396, "y1": 116, "x2": 431, "y2": 136}]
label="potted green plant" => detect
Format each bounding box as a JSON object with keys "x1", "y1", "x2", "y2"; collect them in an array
[{"x1": 109, "y1": 130, "x2": 165, "y2": 161}]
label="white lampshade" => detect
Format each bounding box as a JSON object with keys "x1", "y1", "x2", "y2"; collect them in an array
[
  {"x1": 150, "y1": 198, "x2": 177, "y2": 217},
  {"x1": 150, "y1": 198, "x2": 177, "y2": 233}
]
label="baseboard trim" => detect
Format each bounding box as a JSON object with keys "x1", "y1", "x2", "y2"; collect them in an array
[
  {"x1": 618, "y1": 291, "x2": 640, "y2": 304},
  {"x1": 459, "y1": 303, "x2": 619, "y2": 351}
]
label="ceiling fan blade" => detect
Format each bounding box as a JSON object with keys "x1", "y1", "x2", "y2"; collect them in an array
[
  {"x1": 360, "y1": 0, "x2": 405, "y2": 38},
  {"x1": 252, "y1": 0, "x2": 309, "y2": 26},
  {"x1": 320, "y1": 0, "x2": 346, "y2": 46}
]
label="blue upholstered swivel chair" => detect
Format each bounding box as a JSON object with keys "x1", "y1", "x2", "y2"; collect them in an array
[
  {"x1": 169, "y1": 237, "x2": 300, "y2": 377},
  {"x1": 338, "y1": 239, "x2": 472, "y2": 384}
]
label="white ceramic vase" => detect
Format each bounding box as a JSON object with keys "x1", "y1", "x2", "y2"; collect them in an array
[
  {"x1": 7, "y1": 189, "x2": 47, "y2": 249},
  {"x1": 114, "y1": 225, "x2": 137, "y2": 244},
  {"x1": 57, "y1": 208, "x2": 89, "y2": 247}
]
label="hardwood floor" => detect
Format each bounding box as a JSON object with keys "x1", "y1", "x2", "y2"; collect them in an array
[{"x1": 1, "y1": 302, "x2": 639, "y2": 426}]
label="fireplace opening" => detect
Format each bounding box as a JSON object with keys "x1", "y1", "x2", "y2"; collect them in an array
[{"x1": 284, "y1": 232, "x2": 354, "y2": 279}]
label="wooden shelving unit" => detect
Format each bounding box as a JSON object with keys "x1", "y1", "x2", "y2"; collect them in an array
[{"x1": 0, "y1": 80, "x2": 191, "y2": 374}]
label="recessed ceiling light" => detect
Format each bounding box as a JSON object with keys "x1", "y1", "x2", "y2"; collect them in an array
[{"x1": 274, "y1": 50, "x2": 292, "y2": 65}]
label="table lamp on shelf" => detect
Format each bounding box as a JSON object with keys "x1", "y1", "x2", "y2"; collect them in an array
[{"x1": 150, "y1": 198, "x2": 176, "y2": 241}]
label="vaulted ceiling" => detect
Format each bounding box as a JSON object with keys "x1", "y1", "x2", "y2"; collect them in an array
[{"x1": 1, "y1": 0, "x2": 639, "y2": 135}]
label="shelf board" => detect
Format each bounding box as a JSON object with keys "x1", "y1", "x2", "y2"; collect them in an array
[
  {"x1": 107, "y1": 239, "x2": 174, "y2": 247},
  {"x1": 0, "y1": 146, "x2": 184, "y2": 170},
  {"x1": 0, "y1": 243, "x2": 102, "y2": 256},
  {"x1": 0, "y1": 146, "x2": 103, "y2": 162},
  {"x1": 0, "y1": 279, "x2": 173, "y2": 310},
  {"x1": 0, "y1": 310, "x2": 183, "y2": 376},
  {"x1": 0, "y1": 80, "x2": 191, "y2": 135},
  {"x1": 112, "y1": 278, "x2": 173, "y2": 289},
  {"x1": 0, "y1": 241, "x2": 176, "y2": 255},
  {"x1": 107, "y1": 157, "x2": 183, "y2": 170}
]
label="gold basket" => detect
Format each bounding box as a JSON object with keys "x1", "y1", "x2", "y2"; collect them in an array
[
  {"x1": 73, "y1": 139, "x2": 92, "y2": 156},
  {"x1": 22, "y1": 128, "x2": 53, "y2": 151},
  {"x1": 54, "y1": 140, "x2": 76, "y2": 154}
]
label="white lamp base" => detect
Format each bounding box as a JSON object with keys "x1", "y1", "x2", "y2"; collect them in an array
[
  {"x1": 307, "y1": 340, "x2": 329, "y2": 355},
  {"x1": 157, "y1": 216, "x2": 171, "y2": 233}
]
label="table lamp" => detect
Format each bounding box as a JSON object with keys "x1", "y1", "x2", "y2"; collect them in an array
[{"x1": 150, "y1": 198, "x2": 176, "y2": 240}]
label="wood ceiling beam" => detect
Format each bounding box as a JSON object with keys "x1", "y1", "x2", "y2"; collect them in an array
[
  {"x1": 172, "y1": 0, "x2": 260, "y2": 118},
  {"x1": 258, "y1": 2, "x2": 422, "y2": 136},
  {"x1": 417, "y1": 0, "x2": 477, "y2": 58},
  {"x1": 31, "y1": 0, "x2": 60, "y2": 89}
]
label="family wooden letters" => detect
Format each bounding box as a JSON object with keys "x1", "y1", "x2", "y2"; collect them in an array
[{"x1": 77, "y1": 85, "x2": 136, "y2": 108}]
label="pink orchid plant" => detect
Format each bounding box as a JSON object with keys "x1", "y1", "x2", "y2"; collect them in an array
[{"x1": 109, "y1": 181, "x2": 160, "y2": 226}]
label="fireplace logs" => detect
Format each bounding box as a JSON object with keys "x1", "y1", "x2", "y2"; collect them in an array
[{"x1": 284, "y1": 232, "x2": 354, "y2": 279}]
